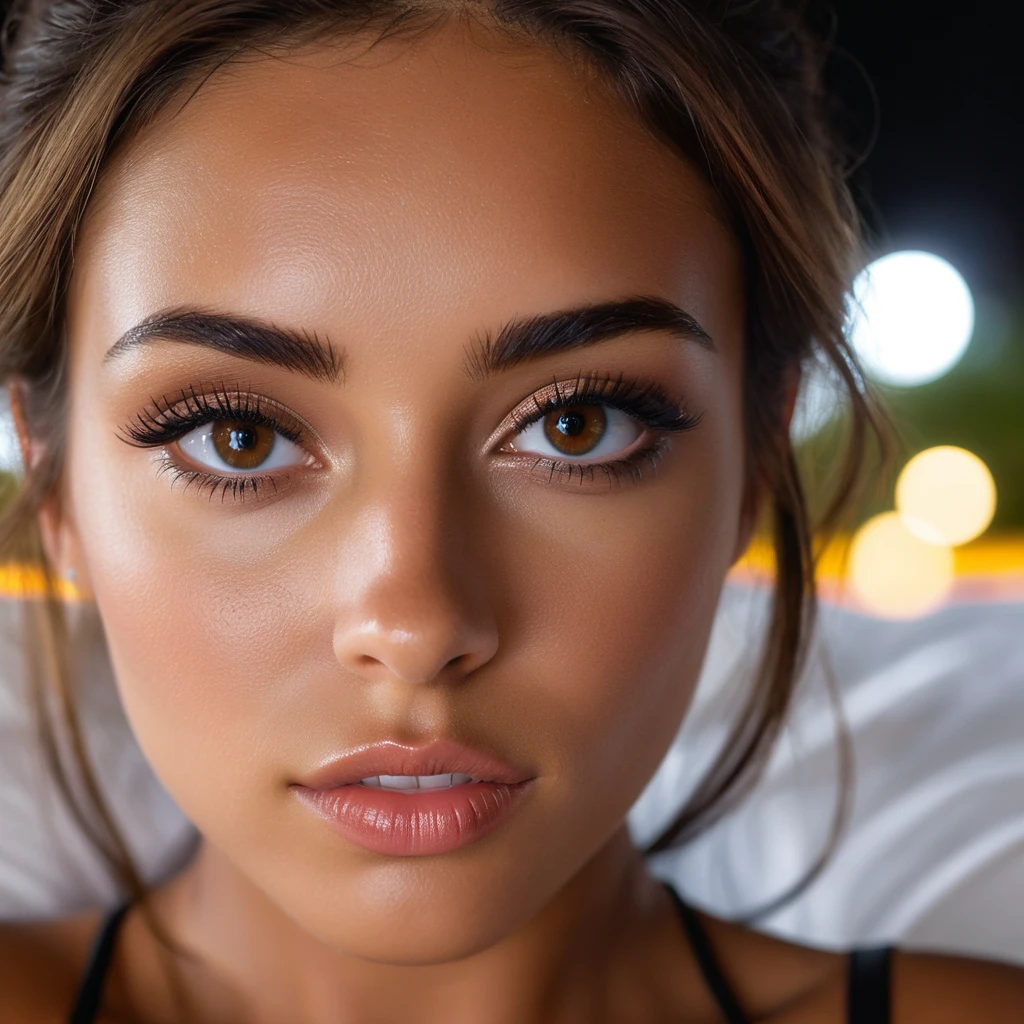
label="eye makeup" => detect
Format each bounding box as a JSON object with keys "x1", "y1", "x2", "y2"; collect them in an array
[
  {"x1": 119, "y1": 384, "x2": 319, "y2": 501},
  {"x1": 118, "y1": 370, "x2": 703, "y2": 502},
  {"x1": 497, "y1": 372, "x2": 703, "y2": 488}
]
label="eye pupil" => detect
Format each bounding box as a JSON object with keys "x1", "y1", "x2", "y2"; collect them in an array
[
  {"x1": 229, "y1": 426, "x2": 258, "y2": 451},
  {"x1": 212, "y1": 420, "x2": 275, "y2": 469},
  {"x1": 555, "y1": 412, "x2": 586, "y2": 437},
  {"x1": 543, "y1": 404, "x2": 606, "y2": 456}
]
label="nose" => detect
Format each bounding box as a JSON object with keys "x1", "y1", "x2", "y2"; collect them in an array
[{"x1": 331, "y1": 493, "x2": 499, "y2": 686}]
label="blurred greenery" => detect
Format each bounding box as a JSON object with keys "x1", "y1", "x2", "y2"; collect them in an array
[
  {"x1": 882, "y1": 298, "x2": 1023, "y2": 529},
  {"x1": 0, "y1": 471, "x2": 14, "y2": 519},
  {"x1": 802, "y1": 296, "x2": 1024, "y2": 531}
]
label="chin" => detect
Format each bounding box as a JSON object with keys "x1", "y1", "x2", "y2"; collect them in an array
[
  {"x1": 306, "y1": 896, "x2": 530, "y2": 966},
  {"x1": 267, "y1": 853, "x2": 555, "y2": 965}
]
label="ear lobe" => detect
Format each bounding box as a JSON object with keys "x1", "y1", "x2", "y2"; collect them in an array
[
  {"x1": 36, "y1": 468, "x2": 90, "y2": 598},
  {"x1": 9, "y1": 380, "x2": 87, "y2": 595}
]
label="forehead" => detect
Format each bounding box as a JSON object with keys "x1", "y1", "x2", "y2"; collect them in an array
[{"x1": 72, "y1": 22, "x2": 740, "y2": 349}]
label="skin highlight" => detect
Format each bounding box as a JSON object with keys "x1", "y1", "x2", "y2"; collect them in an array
[
  {"x1": 1, "y1": 17, "x2": 1022, "y2": 1024},
  {"x1": 59, "y1": 26, "x2": 750, "y2": 1019}
]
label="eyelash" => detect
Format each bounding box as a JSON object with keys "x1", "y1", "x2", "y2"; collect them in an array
[
  {"x1": 505, "y1": 372, "x2": 703, "y2": 487},
  {"x1": 120, "y1": 386, "x2": 308, "y2": 501},
  {"x1": 120, "y1": 374, "x2": 702, "y2": 500}
]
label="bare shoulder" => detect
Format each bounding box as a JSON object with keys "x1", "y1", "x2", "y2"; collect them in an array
[
  {"x1": 0, "y1": 910, "x2": 103, "y2": 1021},
  {"x1": 693, "y1": 911, "x2": 1024, "y2": 1023},
  {"x1": 694, "y1": 911, "x2": 848, "y2": 1020},
  {"x1": 892, "y1": 949, "x2": 1024, "y2": 1022}
]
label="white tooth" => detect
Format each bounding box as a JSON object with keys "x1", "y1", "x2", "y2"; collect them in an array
[
  {"x1": 379, "y1": 774, "x2": 419, "y2": 790},
  {"x1": 451, "y1": 773, "x2": 474, "y2": 786},
  {"x1": 417, "y1": 773, "x2": 454, "y2": 790},
  {"x1": 360, "y1": 776, "x2": 381, "y2": 789}
]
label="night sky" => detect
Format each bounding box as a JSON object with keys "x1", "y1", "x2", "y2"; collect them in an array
[
  {"x1": 830, "y1": 1, "x2": 1022, "y2": 300},
  {"x1": 818, "y1": 1, "x2": 1023, "y2": 528}
]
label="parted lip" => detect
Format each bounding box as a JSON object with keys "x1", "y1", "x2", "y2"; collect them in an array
[{"x1": 293, "y1": 739, "x2": 533, "y2": 791}]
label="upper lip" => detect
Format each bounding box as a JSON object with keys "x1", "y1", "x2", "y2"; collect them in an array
[{"x1": 294, "y1": 739, "x2": 534, "y2": 790}]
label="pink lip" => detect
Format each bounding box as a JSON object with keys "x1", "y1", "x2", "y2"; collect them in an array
[{"x1": 291, "y1": 740, "x2": 534, "y2": 857}]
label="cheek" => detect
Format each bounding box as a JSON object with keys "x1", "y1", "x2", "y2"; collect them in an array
[
  {"x1": 64, "y1": 405, "x2": 334, "y2": 819},
  {"x1": 493, "y1": 418, "x2": 745, "y2": 846}
]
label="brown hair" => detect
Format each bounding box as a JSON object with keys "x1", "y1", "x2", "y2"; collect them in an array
[{"x1": 0, "y1": 0, "x2": 880, "y2": 910}]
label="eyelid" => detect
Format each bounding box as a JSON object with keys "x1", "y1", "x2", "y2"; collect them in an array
[
  {"x1": 486, "y1": 372, "x2": 698, "y2": 452},
  {"x1": 121, "y1": 385, "x2": 326, "y2": 462},
  {"x1": 119, "y1": 386, "x2": 329, "y2": 505}
]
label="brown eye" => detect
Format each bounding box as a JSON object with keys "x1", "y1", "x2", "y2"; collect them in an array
[
  {"x1": 542, "y1": 404, "x2": 607, "y2": 456},
  {"x1": 509, "y1": 401, "x2": 643, "y2": 464},
  {"x1": 176, "y1": 415, "x2": 309, "y2": 477},
  {"x1": 210, "y1": 421, "x2": 277, "y2": 469}
]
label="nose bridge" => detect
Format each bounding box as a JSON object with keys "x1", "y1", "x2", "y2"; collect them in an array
[{"x1": 331, "y1": 460, "x2": 498, "y2": 686}]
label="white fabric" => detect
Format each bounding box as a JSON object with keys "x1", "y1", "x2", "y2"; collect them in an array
[
  {"x1": 631, "y1": 587, "x2": 1024, "y2": 963},
  {"x1": 1, "y1": 587, "x2": 1023, "y2": 964},
  {"x1": 0, "y1": 604, "x2": 195, "y2": 917}
]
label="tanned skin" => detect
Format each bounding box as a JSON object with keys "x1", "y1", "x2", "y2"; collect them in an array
[{"x1": 2, "y1": 21, "x2": 1022, "y2": 1024}]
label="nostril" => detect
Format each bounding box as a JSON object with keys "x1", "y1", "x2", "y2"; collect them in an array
[{"x1": 333, "y1": 608, "x2": 499, "y2": 685}]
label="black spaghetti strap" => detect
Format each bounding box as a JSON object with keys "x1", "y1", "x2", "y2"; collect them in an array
[
  {"x1": 664, "y1": 885, "x2": 750, "y2": 1024},
  {"x1": 67, "y1": 904, "x2": 130, "y2": 1024},
  {"x1": 848, "y1": 946, "x2": 893, "y2": 1024}
]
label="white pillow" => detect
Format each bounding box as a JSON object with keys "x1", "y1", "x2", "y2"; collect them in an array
[
  {"x1": 631, "y1": 586, "x2": 1024, "y2": 963},
  {"x1": 0, "y1": 603, "x2": 195, "y2": 917},
  {"x1": 2, "y1": 587, "x2": 1023, "y2": 964}
]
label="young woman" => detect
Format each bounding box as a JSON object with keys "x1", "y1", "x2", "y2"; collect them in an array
[{"x1": 0, "y1": 1, "x2": 1020, "y2": 1020}]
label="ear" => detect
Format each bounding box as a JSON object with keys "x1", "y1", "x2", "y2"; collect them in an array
[{"x1": 9, "y1": 380, "x2": 89, "y2": 597}]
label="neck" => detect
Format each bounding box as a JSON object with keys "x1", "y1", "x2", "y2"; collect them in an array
[{"x1": 148, "y1": 829, "x2": 684, "y2": 1024}]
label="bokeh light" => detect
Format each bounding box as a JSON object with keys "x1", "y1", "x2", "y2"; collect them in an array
[
  {"x1": 896, "y1": 446, "x2": 997, "y2": 546},
  {"x1": 848, "y1": 250, "x2": 975, "y2": 386},
  {"x1": 849, "y1": 511, "x2": 954, "y2": 618}
]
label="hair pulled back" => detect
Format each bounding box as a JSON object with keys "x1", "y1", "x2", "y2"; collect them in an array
[{"x1": 0, "y1": 0, "x2": 879, "y2": 907}]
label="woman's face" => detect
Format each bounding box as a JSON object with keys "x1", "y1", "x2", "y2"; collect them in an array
[{"x1": 60, "y1": 24, "x2": 747, "y2": 961}]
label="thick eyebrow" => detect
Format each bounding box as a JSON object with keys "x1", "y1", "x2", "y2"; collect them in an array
[
  {"x1": 463, "y1": 296, "x2": 714, "y2": 381},
  {"x1": 104, "y1": 308, "x2": 344, "y2": 384}
]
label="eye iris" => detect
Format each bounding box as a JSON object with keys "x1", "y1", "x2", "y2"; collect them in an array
[
  {"x1": 543, "y1": 404, "x2": 606, "y2": 456},
  {"x1": 211, "y1": 421, "x2": 275, "y2": 469}
]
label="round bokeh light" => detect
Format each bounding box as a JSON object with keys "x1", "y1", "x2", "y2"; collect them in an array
[
  {"x1": 849, "y1": 512, "x2": 954, "y2": 619},
  {"x1": 896, "y1": 446, "x2": 997, "y2": 547},
  {"x1": 848, "y1": 251, "x2": 975, "y2": 387}
]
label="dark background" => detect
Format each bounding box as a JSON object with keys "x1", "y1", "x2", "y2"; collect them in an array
[
  {"x1": 832, "y1": 0, "x2": 1021, "y2": 295},
  {"x1": 822, "y1": 0, "x2": 1023, "y2": 528}
]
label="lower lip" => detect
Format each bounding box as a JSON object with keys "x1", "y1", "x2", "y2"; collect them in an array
[{"x1": 293, "y1": 780, "x2": 531, "y2": 856}]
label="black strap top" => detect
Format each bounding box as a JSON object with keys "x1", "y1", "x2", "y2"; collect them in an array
[
  {"x1": 68, "y1": 892, "x2": 893, "y2": 1023},
  {"x1": 67, "y1": 903, "x2": 129, "y2": 1024},
  {"x1": 663, "y1": 885, "x2": 893, "y2": 1024}
]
